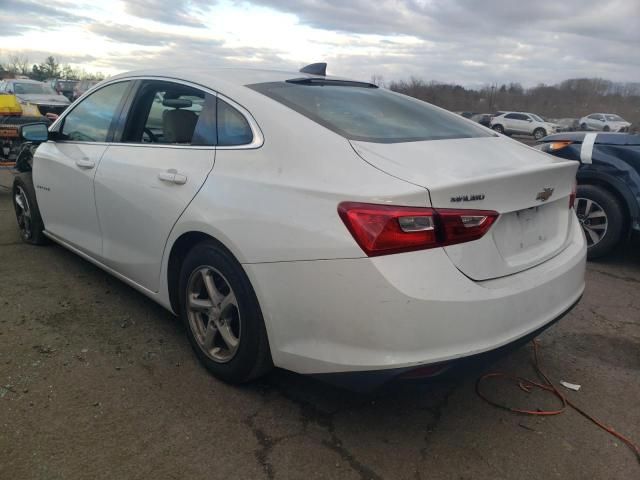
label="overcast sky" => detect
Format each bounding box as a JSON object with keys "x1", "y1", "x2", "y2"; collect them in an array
[{"x1": 1, "y1": 0, "x2": 638, "y2": 86}]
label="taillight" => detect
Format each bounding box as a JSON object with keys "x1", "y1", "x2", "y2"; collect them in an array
[
  {"x1": 569, "y1": 181, "x2": 577, "y2": 209},
  {"x1": 338, "y1": 202, "x2": 498, "y2": 256}
]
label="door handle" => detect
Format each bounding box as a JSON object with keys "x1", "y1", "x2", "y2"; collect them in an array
[
  {"x1": 75, "y1": 158, "x2": 95, "y2": 169},
  {"x1": 158, "y1": 170, "x2": 187, "y2": 185}
]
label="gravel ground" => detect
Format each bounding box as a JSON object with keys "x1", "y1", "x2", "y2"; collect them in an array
[{"x1": 0, "y1": 186, "x2": 638, "y2": 480}]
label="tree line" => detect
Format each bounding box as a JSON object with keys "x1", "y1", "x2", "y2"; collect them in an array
[
  {"x1": 375, "y1": 76, "x2": 640, "y2": 128},
  {"x1": 0, "y1": 54, "x2": 105, "y2": 82}
]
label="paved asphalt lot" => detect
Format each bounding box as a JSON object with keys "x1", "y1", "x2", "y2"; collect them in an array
[{"x1": 0, "y1": 184, "x2": 638, "y2": 479}]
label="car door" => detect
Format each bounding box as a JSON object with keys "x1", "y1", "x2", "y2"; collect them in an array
[
  {"x1": 33, "y1": 80, "x2": 132, "y2": 256},
  {"x1": 504, "y1": 113, "x2": 524, "y2": 133},
  {"x1": 588, "y1": 115, "x2": 602, "y2": 130},
  {"x1": 93, "y1": 79, "x2": 217, "y2": 291}
]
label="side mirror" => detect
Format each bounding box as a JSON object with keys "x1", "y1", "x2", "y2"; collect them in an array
[
  {"x1": 527, "y1": 118, "x2": 533, "y2": 122},
  {"x1": 20, "y1": 123, "x2": 49, "y2": 143}
]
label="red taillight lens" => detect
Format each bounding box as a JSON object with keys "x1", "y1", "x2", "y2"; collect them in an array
[
  {"x1": 438, "y1": 209, "x2": 498, "y2": 247},
  {"x1": 569, "y1": 181, "x2": 577, "y2": 209},
  {"x1": 338, "y1": 202, "x2": 498, "y2": 256}
]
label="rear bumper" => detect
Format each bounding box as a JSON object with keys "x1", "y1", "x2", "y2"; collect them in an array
[
  {"x1": 245, "y1": 215, "x2": 586, "y2": 375},
  {"x1": 313, "y1": 295, "x2": 581, "y2": 390}
]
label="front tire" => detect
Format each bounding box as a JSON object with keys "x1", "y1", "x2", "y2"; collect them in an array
[
  {"x1": 575, "y1": 185, "x2": 625, "y2": 259},
  {"x1": 533, "y1": 128, "x2": 547, "y2": 140},
  {"x1": 12, "y1": 173, "x2": 49, "y2": 245},
  {"x1": 603, "y1": 125, "x2": 610, "y2": 132},
  {"x1": 178, "y1": 241, "x2": 272, "y2": 383}
]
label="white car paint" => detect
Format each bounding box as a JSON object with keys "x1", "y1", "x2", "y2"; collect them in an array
[
  {"x1": 30, "y1": 67, "x2": 586, "y2": 376},
  {"x1": 579, "y1": 113, "x2": 631, "y2": 132},
  {"x1": 490, "y1": 111, "x2": 559, "y2": 139}
]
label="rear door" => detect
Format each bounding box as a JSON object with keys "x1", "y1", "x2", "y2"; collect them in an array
[
  {"x1": 94, "y1": 79, "x2": 217, "y2": 291},
  {"x1": 503, "y1": 113, "x2": 527, "y2": 133},
  {"x1": 588, "y1": 114, "x2": 603, "y2": 130},
  {"x1": 511, "y1": 113, "x2": 531, "y2": 133},
  {"x1": 33, "y1": 80, "x2": 132, "y2": 256}
]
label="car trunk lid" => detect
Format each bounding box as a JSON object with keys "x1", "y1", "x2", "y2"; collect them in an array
[{"x1": 351, "y1": 136, "x2": 579, "y2": 280}]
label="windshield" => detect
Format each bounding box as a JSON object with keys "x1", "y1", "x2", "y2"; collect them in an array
[
  {"x1": 605, "y1": 114, "x2": 624, "y2": 121},
  {"x1": 530, "y1": 114, "x2": 544, "y2": 122},
  {"x1": 249, "y1": 81, "x2": 493, "y2": 143},
  {"x1": 13, "y1": 82, "x2": 57, "y2": 95}
]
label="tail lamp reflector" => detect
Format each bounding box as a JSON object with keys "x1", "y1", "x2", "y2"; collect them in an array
[{"x1": 338, "y1": 202, "x2": 498, "y2": 257}]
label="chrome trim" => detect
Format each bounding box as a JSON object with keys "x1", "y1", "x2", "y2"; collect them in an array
[{"x1": 52, "y1": 75, "x2": 264, "y2": 150}]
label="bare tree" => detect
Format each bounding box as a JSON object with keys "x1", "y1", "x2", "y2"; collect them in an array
[
  {"x1": 7, "y1": 54, "x2": 30, "y2": 75},
  {"x1": 370, "y1": 74, "x2": 386, "y2": 88}
]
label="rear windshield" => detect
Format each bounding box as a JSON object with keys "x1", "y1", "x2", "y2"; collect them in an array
[
  {"x1": 248, "y1": 81, "x2": 493, "y2": 143},
  {"x1": 13, "y1": 82, "x2": 57, "y2": 95}
]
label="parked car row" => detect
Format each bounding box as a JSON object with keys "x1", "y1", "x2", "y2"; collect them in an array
[{"x1": 460, "y1": 111, "x2": 633, "y2": 139}]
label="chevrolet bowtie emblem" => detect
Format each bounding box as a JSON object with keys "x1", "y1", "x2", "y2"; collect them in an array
[{"x1": 536, "y1": 187, "x2": 554, "y2": 202}]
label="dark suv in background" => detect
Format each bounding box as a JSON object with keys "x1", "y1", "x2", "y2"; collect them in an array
[
  {"x1": 537, "y1": 132, "x2": 640, "y2": 258},
  {"x1": 72, "y1": 79, "x2": 100, "y2": 100},
  {"x1": 48, "y1": 79, "x2": 78, "y2": 101}
]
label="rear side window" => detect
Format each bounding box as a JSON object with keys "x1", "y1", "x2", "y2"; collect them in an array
[
  {"x1": 217, "y1": 98, "x2": 253, "y2": 146},
  {"x1": 60, "y1": 81, "x2": 130, "y2": 142},
  {"x1": 504, "y1": 113, "x2": 519, "y2": 119},
  {"x1": 249, "y1": 81, "x2": 493, "y2": 143}
]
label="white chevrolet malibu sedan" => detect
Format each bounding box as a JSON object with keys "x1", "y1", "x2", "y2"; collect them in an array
[{"x1": 13, "y1": 64, "x2": 586, "y2": 385}]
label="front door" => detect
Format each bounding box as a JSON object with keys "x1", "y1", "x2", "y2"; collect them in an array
[
  {"x1": 94, "y1": 80, "x2": 217, "y2": 291},
  {"x1": 33, "y1": 80, "x2": 132, "y2": 255}
]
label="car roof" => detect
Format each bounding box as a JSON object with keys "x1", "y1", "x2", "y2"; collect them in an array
[
  {"x1": 500, "y1": 111, "x2": 536, "y2": 115},
  {"x1": 6, "y1": 78, "x2": 44, "y2": 84},
  {"x1": 107, "y1": 67, "x2": 354, "y2": 97}
]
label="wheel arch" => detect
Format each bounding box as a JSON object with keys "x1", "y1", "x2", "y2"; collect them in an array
[
  {"x1": 576, "y1": 171, "x2": 637, "y2": 233},
  {"x1": 166, "y1": 230, "x2": 242, "y2": 315}
]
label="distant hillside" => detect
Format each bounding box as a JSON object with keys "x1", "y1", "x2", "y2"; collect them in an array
[{"x1": 387, "y1": 78, "x2": 640, "y2": 129}]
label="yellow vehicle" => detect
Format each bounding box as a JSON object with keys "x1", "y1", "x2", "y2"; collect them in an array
[{"x1": 0, "y1": 93, "x2": 50, "y2": 164}]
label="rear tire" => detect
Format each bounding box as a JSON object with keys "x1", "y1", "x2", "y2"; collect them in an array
[
  {"x1": 12, "y1": 173, "x2": 49, "y2": 245},
  {"x1": 533, "y1": 128, "x2": 547, "y2": 140},
  {"x1": 580, "y1": 123, "x2": 587, "y2": 131},
  {"x1": 492, "y1": 124, "x2": 504, "y2": 134},
  {"x1": 178, "y1": 240, "x2": 272, "y2": 383},
  {"x1": 575, "y1": 185, "x2": 625, "y2": 259}
]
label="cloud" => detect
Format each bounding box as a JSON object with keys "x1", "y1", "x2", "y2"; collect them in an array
[
  {"x1": 244, "y1": 0, "x2": 640, "y2": 84},
  {"x1": 2, "y1": 0, "x2": 639, "y2": 86},
  {"x1": 0, "y1": 0, "x2": 91, "y2": 36},
  {"x1": 121, "y1": 0, "x2": 216, "y2": 27},
  {"x1": 87, "y1": 23, "x2": 224, "y2": 47},
  {"x1": 89, "y1": 35, "x2": 293, "y2": 72}
]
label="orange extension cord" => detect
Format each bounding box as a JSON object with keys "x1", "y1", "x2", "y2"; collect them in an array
[{"x1": 476, "y1": 340, "x2": 640, "y2": 464}]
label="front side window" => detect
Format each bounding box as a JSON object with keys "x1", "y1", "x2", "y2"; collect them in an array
[
  {"x1": 504, "y1": 113, "x2": 518, "y2": 120},
  {"x1": 60, "y1": 81, "x2": 130, "y2": 142},
  {"x1": 529, "y1": 114, "x2": 544, "y2": 122},
  {"x1": 122, "y1": 81, "x2": 216, "y2": 145},
  {"x1": 249, "y1": 81, "x2": 493, "y2": 143}
]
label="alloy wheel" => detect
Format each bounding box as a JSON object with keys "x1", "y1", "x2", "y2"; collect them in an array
[
  {"x1": 14, "y1": 185, "x2": 32, "y2": 240},
  {"x1": 186, "y1": 266, "x2": 241, "y2": 363},
  {"x1": 575, "y1": 197, "x2": 608, "y2": 246}
]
